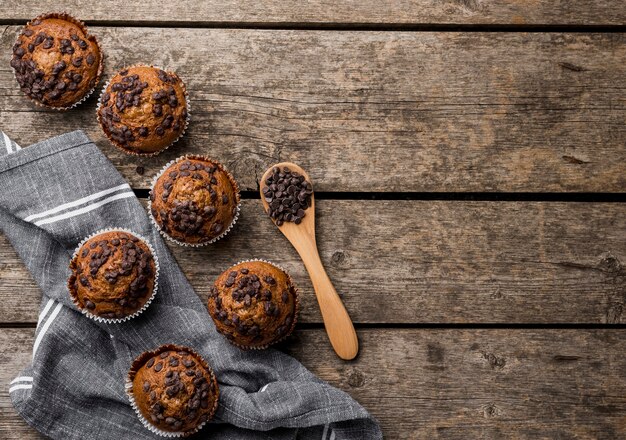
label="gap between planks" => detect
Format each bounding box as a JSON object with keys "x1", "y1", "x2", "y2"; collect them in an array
[
  {"x1": 136, "y1": 189, "x2": 626, "y2": 203},
  {"x1": 1, "y1": 19, "x2": 626, "y2": 32}
]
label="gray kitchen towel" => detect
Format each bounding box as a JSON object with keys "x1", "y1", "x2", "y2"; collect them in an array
[{"x1": 0, "y1": 130, "x2": 382, "y2": 440}]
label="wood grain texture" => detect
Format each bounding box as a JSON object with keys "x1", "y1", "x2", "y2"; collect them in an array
[
  {"x1": 0, "y1": 1, "x2": 625, "y2": 25},
  {"x1": 1, "y1": 27, "x2": 625, "y2": 192},
  {"x1": 1, "y1": 199, "x2": 625, "y2": 324},
  {"x1": 2, "y1": 328, "x2": 626, "y2": 439}
]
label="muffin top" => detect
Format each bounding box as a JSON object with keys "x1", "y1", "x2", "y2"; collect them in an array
[
  {"x1": 68, "y1": 231, "x2": 157, "y2": 320},
  {"x1": 130, "y1": 345, "x2": 219, "y2": 435},
  {"x1": 10, "y1": 13, "x2": 103, "y2": 108},
  {"x1": 150, "y1": 157, "x2": 240, "y2": 245},
  {"x1": 98, "y1": 66, "x2": 188, "y2": 155},
  {"x1": 208, "y1": 261, "x2": 298, "y2": 349}
]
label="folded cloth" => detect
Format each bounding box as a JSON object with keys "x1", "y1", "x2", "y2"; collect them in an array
[{"x1": 0, "y1": 130, "x2": 382, "y2": 440}]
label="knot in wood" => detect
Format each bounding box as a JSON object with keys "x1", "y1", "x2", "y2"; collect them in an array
[{"x1": 346, "y1": 368, "x2": 365, "y2": 388}]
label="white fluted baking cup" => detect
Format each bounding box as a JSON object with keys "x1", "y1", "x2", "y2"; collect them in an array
[
  {"x1": 125, "y1": 344, "x2": 219, "y2": 438},
  {"x1": 96, "y1": 65, "x2": 191, "y2": 156},
  {"x1": 11, "y1": 12, "x2": 104, "y2": 111},
  {"x1": 148, "y1": 155, "x2": 241, "y2": 247},
  {"x1": 210, "y1": 258, "x2": 300, "y2": 350},
  {"x1": 67, "y1": 227, "x2": 159, "y2": 324}
]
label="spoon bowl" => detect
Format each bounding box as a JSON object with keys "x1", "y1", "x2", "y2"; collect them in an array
[{"x1": 260, "y1": 162, "x2": 359, "y2": 360}]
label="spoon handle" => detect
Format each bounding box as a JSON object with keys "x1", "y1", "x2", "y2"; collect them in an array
[{"x1": 298, "y1": 240, "x2": 359, "y2": 360}]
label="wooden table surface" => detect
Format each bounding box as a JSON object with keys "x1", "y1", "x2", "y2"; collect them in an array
[{"x1": 1, "y1": 2, "x2": 625, "y2": 439}]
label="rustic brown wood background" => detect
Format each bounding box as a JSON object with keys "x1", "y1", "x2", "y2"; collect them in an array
[{"x1": 1, "y1": 1, "x2": 625, "y2": 439}]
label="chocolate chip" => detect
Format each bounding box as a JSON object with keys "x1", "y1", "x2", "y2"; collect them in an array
[
  {"x1": 79, "y1": 40, "x2": 88, "y2": 50},
  {"x1": 147, "y1": 358, "x2": 155, "y2": 368},
  {"x1": 154, "y1": 362, "x2": 163, "y2": 372},
  {"x1": 51, "y1": 61, "x2": 66, "y2": 76},
  {"x1": 282, "y1": 291, "x2": 289, "y2": 303},
  {"x1": 143, "y1": 381, "x2": 150, "y2": 392},
  {"x1": 72, "y1": 57, "x2": 83, "y2": 67},
  {"x1": 84, "y1": 300, "x2": 96, "y2": 310}
]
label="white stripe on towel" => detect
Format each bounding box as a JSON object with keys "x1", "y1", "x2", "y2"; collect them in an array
[
  {"x1": 9, "y1": 384, "x2": 32, "y2": 393},
  {"x1": 10, "y1": 376, "x2": 33, "y2": 385},
  {"x1": 321, "y1": 424, "x2": 329, "y2": 440},
  {"x1": 32, "y1": 302, "x2": 63, "y2": 359},
  {"x1": 37, "y1": 298, "x2": 56, "y2": 328},
  {"x1": 3, "y1": 132, "x2": 12, "y2": 154},
  {"x1": 34, "y1": 191, "x2": 135, "y2": 226},
  {"x1": 329, "y1": 430, "x2": 335, "y2": 440},
  {"x1": 24, "y1": 183, "x2": 131, "y2": 222}
]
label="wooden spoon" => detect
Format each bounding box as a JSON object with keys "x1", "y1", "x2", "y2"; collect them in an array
[{"x1": 260, "y1": 162, "x2": 359, "y2": 360}]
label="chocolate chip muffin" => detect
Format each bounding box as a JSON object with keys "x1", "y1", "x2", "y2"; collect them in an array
[
  {"x1": 68, "y1": 230, "x2": 158, "y2": 321},
  {"x1": 149, "y1": 156, "x2": 240, "y2": 246},
  {"x1": 10, "y1": 12, "x2": 103, "y2": 109},
  {"x1": 97, "y1": 66, "x2": 189, "y2": 156},
  {"x1": 208, "y1": 261, "x2": 298, "y2": 349},
  {"x1": 128, "y1": 345, "x2": 219, "y2": 436}
]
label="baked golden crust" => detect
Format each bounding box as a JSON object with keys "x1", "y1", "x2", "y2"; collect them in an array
[
  {"x1": 129, "y1": 345, "x2": 219, "y2": 435},
  {"x1": 68, "y1": 231, "x2": 156, "y2": 320},
  {"x1": 11, "y1": 13, "x2": 103, "y2": 109},
  {"x1": 150, "y1": 157, "x2": 239, "y2": 244},
  {"x1": 208, "y1": 261, "x2": 298, "y2": 349},
  {"x1": 97, "y1": 66, "x2": 188, "y2": 155}
]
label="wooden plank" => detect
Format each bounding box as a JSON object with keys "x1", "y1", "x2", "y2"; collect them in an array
[
  {"x1": 1, "y1": 199, "x2": 625, "y2": 324},
  {"x1": 1, "y1": 27, "x2": 625, "y2": 192},
  {"x1": 0, "y1": 1, "x2": 625, "y2": 25},
  {"x1": 2, "y1": 327, "x2": 626, "y2": 439}
]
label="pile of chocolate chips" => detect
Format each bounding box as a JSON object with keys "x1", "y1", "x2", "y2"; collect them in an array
[{"x1": 262, "y1": 167, "x2": 313, "y2": 226}]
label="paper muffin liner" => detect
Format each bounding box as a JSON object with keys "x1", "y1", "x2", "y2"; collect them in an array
[
  {"x1": 96, "y1": 64, "x2": 191, "y2": 157},
  {"x1": 67, "y1": 227, "x2": 160, "y2": 324},
  {"x1": 11, "y1": 11, "x2": 104, "y2": 111},
  {"x1": 211, "y1": 258, "x2": 300, "y2": 350},
  {"x1": 148, "y1": 155, "x2": 241, "y2": 247},
  {"x1": 126, "y1": 344, "x2": 219, "y2": 438}
]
